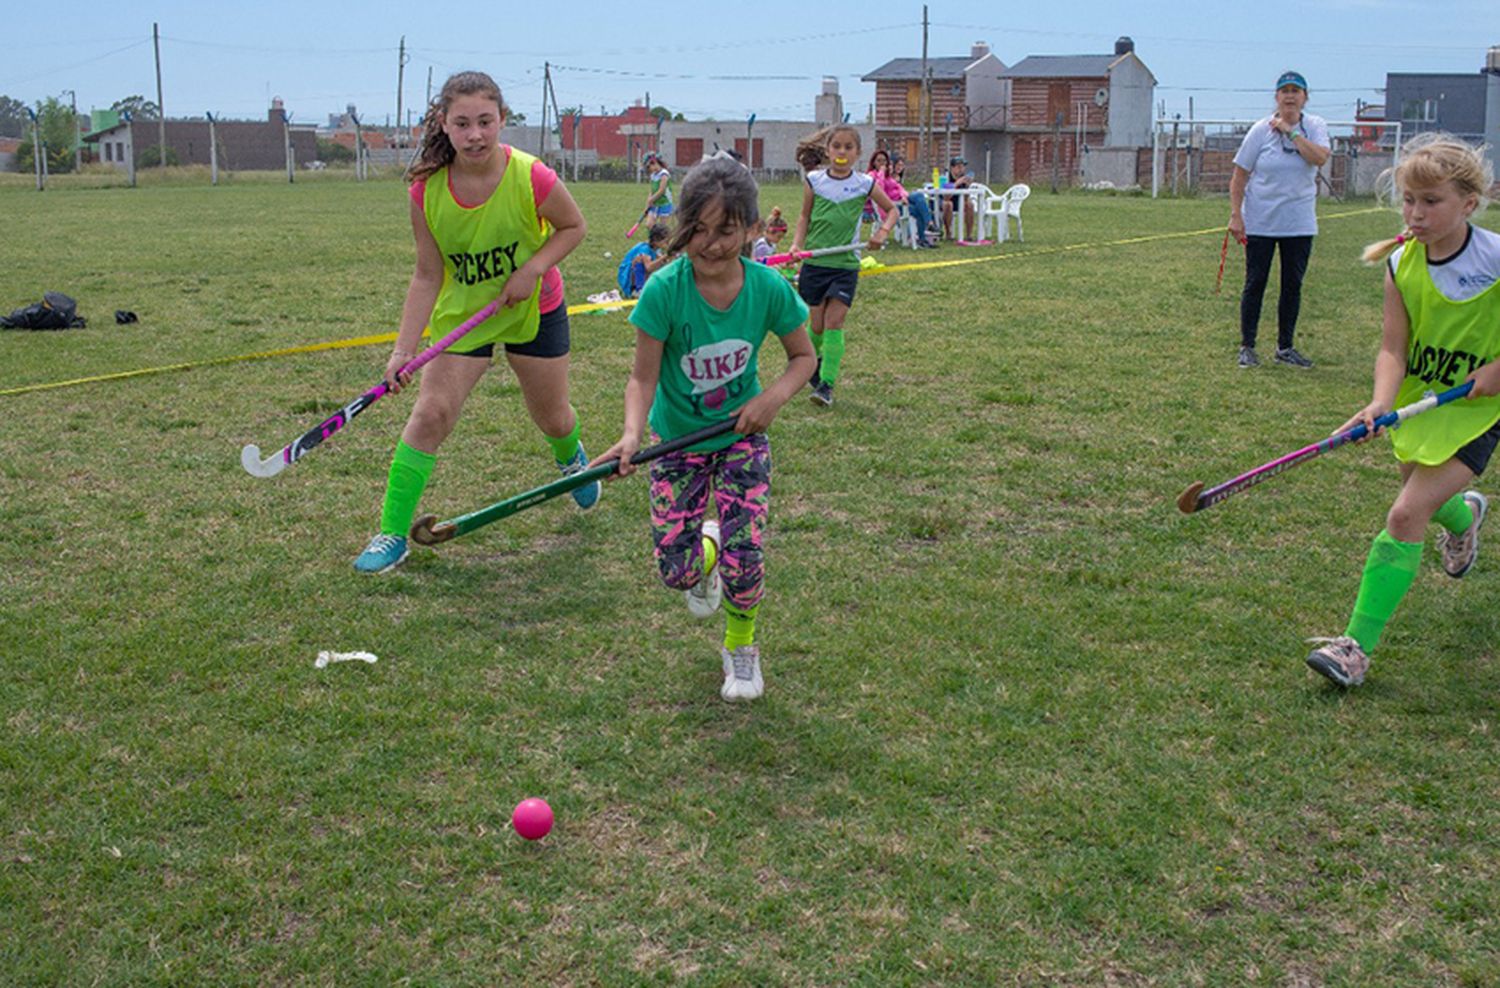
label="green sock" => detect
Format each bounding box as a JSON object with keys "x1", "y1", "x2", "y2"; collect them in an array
[
  {"x1": 810, "y1": 328, "x2": 825, "y2": 358},
  {"x1": 1433, "y1": 492, "x2": 1473, "y2": 536},
  {"x1": 819, "y1": 329, "x2": 846, "y2": 385},
  {"x1": 544, "y1": 408, "x2": 581, "y2": 464},
  {"x1": 701, "y1": 532, "x2": 718, "y2": 576},
  {"x1": 379, "y1": 440, "x2": 436, "y2": 537},
  {"x1": 1344, "y1": 530, "x2": 1423, "y2": 653},
  {"x1": 723, "y1": 602, "x2": 758, "y2": 650}
]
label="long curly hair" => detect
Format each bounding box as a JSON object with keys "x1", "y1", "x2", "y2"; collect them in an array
[{"x1": 405, "y1": 71, "x2": 511, "y2": 185}]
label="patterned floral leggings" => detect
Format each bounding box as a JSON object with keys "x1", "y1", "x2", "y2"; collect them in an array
[{"x1": 649, "y1": 433, "x2": 771, "y2": 612}]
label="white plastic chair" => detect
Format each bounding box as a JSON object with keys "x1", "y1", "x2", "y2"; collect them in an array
[
  {"x1": 983, "y1": 183, "x2": 1030, "y2": 243},
  {"x1": 890, "y1": 201, "x2": 921, "y2": 249}
]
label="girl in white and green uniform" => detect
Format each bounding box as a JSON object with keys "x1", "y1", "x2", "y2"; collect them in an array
[
  {"x1": 791, "y1": 125, "x2": 896, "y2": 408},
  {"x1": 1306, "y1": 134, "x2": 1500, "y2": 686},
  {"x1": 354, "y1": 71, "x2": 595, "y2": 574}
]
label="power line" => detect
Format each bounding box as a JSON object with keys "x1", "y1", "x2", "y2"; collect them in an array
[{"x1": 0, "y1": 38, "x2": 152, "y2": 89}]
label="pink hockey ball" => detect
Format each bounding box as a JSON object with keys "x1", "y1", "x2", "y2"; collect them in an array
[{"x1": 512, "y1": 798, "x2": 553, "y2": 840}]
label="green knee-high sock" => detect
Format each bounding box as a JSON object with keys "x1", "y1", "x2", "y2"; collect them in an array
[
  {"x1": 724, "y1": 602, "x2": 759, "y2": 650},
  {"x1": 379, "y1": 440, "x2": 436, "y2": 536},
  {"x1": 1433, "y1": 492, "x2": 1474, "y2": 536},
  {"x1": 543, "y1": 408, "x2": 582, "y2": 464},
  {"x1": 819, "y1": 329, "x2": 846, "y2": 385},
  {"x1": 810, "y1": 328, "x2": 825, "y2": 358},
  {"x1": 1344, "y1": 530, "x2": 1423, "y2": 653}
]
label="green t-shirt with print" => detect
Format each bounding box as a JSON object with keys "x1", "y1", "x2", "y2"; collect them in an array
[{"x1": 629, "y1": 255, "x2": 810, "y2": 452}]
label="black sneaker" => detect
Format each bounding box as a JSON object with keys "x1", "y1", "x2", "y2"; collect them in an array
[
  {"x1": 810, "y1": 381, "x2": 834, "y2": 407},
  {"x1": 1275, "y1": 346, "x2": 1314, "y2": 368},
  {"x1": 1238, "y1": 346, "x2": 1260, "y2": 368}
]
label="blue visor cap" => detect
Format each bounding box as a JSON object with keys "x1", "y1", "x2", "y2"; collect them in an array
[{"x1": 1276, "y1": 71, "x2": 1308, "y2": 92}]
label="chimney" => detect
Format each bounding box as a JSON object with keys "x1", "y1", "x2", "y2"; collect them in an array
[
  {"x1": 269, "y1": 96, "x2": 286, "y2": 124},
  {"x1": 971, "y1": 41, "x2": 990, "y2": 60},
  {"x1": 1114, "y1": 36, "x2": 1134, "y2": 56},
  {"x1": 1487, "y1": 46, "x2": 1500, "y2": 74},
  {"x1": 815, "y1": 77, "x2": 842, "y2": 126}
]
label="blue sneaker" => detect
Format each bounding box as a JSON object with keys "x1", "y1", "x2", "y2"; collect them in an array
[
  {"x1": 560, "y1": 444, "x2": 601, "y2": 510},
  {"x1": 354, "y1": 533, "x2": 408, "y2": 574}
]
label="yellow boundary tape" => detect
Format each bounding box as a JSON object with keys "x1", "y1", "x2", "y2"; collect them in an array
[{"x1": 1, "y1": 207, "x2": 1383, "y2": 399}]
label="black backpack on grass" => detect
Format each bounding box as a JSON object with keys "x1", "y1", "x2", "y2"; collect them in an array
[{"x1": 0, "y1": 292, "x2": 86, "y2": 330}]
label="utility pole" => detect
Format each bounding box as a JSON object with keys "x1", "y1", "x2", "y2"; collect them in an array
[
  {"x1": 283, "y1": 108, "x2": 295, "y2": 184},
  {"x1": 396, "y1": 36, "x2": 407, "y2": 159},
  {"x1": 153, "y1": 22, "x2": 167, "y2": 168},
  {"x1": 206, "y1": 111, "x2": 218, "y2": 185},
  {"x1": 920, "y1": 4, "x2": 930, "y2": 177},
  {"x1": 63, "y1": 89, "x2": 78, "y2": 171},
  {"x1": 1051, "y1": 111, "x2": 1063, "y2": 193},
  {"x1": 540, "y1": 62, "x2": 551, "y2": 161},
  {"x1": 350, "y1": 111, "x2": 366, "y2": 181},
  {"x1": 27, "y1": 107, "x2": 42, "y2": 191}
]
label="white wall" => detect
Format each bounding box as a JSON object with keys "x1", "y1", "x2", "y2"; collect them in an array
[
  {"x1": 964, "y1": 53, "x2": 1008, "y2": 111},
  {"x1": 1106, "y1": 54, "x2": 1155, "y2": 147},
  {"x1": 658, "y1": 120, "x2": 875, "y2": 174}
]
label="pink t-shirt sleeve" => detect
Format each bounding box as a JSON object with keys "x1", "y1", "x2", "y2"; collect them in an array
[{"x1": 408, "y1": 178, "x2": 425, "y2": 207}]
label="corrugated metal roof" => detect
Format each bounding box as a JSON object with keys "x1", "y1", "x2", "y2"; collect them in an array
[
  {"x1": 1000, "y1": 55, "x2": 1119, "y2": 78},
  {"x1": 861, "y1": 57, "x2": 976, "y2": 82}
]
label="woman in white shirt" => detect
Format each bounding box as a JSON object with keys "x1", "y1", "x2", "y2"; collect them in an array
[{"x1": 1228, "y1": 71, "x2": 1331, "y2": 369}]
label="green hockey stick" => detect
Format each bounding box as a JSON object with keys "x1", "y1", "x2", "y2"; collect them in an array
[{"x1": 409, "y1": 420, "x2": 738, "y2": 545}]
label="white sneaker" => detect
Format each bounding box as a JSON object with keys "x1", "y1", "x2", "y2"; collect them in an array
[
  {"x1": 685, "y1": 520, "x2": 722, "y2": 618},
  {"x1": 1436, "y1": 490, "x2": 1487, "y2": 578},
  {"x1": 720, "y1": 644, "x2": 763, "y2": 702}
]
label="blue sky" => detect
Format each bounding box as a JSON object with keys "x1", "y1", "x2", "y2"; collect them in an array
[{"x1": 5, "y1": 1, "x2": 1495, "y2": 127}]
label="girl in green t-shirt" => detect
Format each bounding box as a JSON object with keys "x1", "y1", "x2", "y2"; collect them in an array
[
  {"x1": 1306, "y1": 135, "x2": 1500, "y2": 687},
  {"x1": 595, "y1": 158, "x2": 816, "y2": 702}
]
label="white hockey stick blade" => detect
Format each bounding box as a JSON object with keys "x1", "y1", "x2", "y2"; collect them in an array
[{"x1": 241, "y1": 444, "x2": 287, "y2": 478}]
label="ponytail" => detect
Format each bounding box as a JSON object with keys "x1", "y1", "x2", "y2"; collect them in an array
[{"x1": 1361, "y1": 231, "x2": 1409, "y2": 267}]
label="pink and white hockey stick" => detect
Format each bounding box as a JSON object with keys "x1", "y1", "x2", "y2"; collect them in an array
[
  {"x1": 759, "y1": 242, "x2": 869, "y2": 268},
  {"x1": 240, "y1": 299, "x2": 502, "y2": 478},
  {"x1": 1177, "y1": 382, "x2": 1474, "y2": 514}
]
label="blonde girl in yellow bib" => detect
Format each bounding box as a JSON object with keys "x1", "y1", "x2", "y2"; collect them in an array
[
  {"x1": 354, "y1": 71, "x2": 594, "y2": 573},
  {"x1": 1306, "y1": 134, "x2": 1500, "y2": 686}
]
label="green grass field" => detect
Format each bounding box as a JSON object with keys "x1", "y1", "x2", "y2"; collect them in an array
[{"x1": 2, "y1": 172, "x2": 1497, "y2": 986}]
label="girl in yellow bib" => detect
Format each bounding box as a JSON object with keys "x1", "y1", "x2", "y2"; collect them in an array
[
  {"x1": 1306, "y1": 134, "x2": 1500, "y2": 686},
  {"x1": 354, "y1": 71, "x2": 594, "y2": 573}
]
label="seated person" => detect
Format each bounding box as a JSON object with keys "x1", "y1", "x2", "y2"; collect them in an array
[
  {"x1": 940, "y1": 156, "x2": 975, "y2": 240},
  {"x1": 617, "y1": 223, "x2": 672, "y2": 298}
]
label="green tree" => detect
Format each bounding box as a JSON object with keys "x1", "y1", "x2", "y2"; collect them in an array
[
  {"x1": 316, "y1": 137, "x2": 354, "y2": 164},
  {"x1": 15, "y1": 97, "x2": 80, "y2": 173},
  {"x1": 110, "y1": 95, "x2": 160, "y2": 121},
  {"x1": 0, "y1": 95, "x2": 27, "y2": 139}
]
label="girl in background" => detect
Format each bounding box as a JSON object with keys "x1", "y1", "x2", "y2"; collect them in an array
[{"x1": 791, "y1": 125, "x2": 896, "y2": 407}]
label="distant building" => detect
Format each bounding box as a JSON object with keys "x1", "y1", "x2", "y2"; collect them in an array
[
  {"x1": 560, "y1": 104, "x2": 661, "y2": 170},
  {"x1": 862, "y1": 37, "x2": 1155, "y2": 186},
  {"x1": 1383, "y1": 46, "x2": 1500, "y2": 171},
  {"x1": 84, "y1": 99, "x2": 317, "y2": 172}
]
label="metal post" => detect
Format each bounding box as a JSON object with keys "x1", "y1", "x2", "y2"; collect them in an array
[
  {"x1": 1051, "y1": 111, "x2": 1063, "y2": 193},
  {"x1": 1170, "y1": 116, "x2": 1180, "y2": 196},
  {"x1": 284, "y1": 111, "x2": 294, "y2": 183},
  {"x1": 64, "y1": 89, "x2": 78, "y2": 172},
  {"x1": 28, "y1": 108, "x2": 42, "y2": 191},
  {"x1": 206, "y1": 111, "x2": 218, "y2": 185}
]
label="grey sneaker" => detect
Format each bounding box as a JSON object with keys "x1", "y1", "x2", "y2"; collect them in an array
[
  {"x1": 1274, "y1": 346, "x2": 1314, "y2": 368},
  {"x1": 810, "y1": 381, "x2": 834, "y2": 407},
  {"x1": 1436, "y1": 490, "x2": 1488, "y2": 578},
  {"x1": 1305, "y1": 636, "x2": 1369, "y2": 687},
  {"x1": 685, "y1": 520, "x2": 723, "y2": 618},
  {"x1": 720, "y1": 644, "x2": 764, "y2": 702},
  {"x1": 1238, "y1": 346, "x2": 1260, "y2": 368}
]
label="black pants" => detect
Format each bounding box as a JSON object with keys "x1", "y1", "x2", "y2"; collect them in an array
[{"x1": 1241, "y1": 235, "x2": 1313, "y2": 350}]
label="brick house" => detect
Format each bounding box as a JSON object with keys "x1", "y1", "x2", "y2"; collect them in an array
[
  {"x1": 559, "y1": 104, "x2": 661, "y2": 169},
  {"x1": 862, "y1": 37, "x2": 1154, "y2": 186},
  {"x1": 85, "y1": 100, "x2": 318, "y2": 172},
  {"x1": 862, "y1": 43, "x2": 1008, "y2": 175},
  {"x1": 999, "y1": 39, "x2": 1156, "y2": 185}
]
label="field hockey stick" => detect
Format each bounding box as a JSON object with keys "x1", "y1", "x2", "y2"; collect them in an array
[
  {"x1": 1214, "y1": 228, "x2": 1230, "y2": 294},
  {"x1": 240, "y1": 299, "x2": 502, "y2": 478},
  {"x1": 624, "y1": 207, "x2": 651, "y2": 239},
  {"x1": 760, "y1": 242, "x2": 870, "y2": 268},
  {"x1": 1177, "y1": 381, "x2": 1474, "y2": 515},
  {"x1": 410, "y1": 420, "x2": 737, "y2": 545}
]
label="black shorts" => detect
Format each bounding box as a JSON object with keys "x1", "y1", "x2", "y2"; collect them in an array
[
  {"x1": 453, "y1": 303, "x2": 571, "y2": 360},
  {"x1": 797, "y1": 264, "x2": 859, "y2": 308},
  {"x1": 1455, "y1": 419, "x2": 1500, "y2": 476}
]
